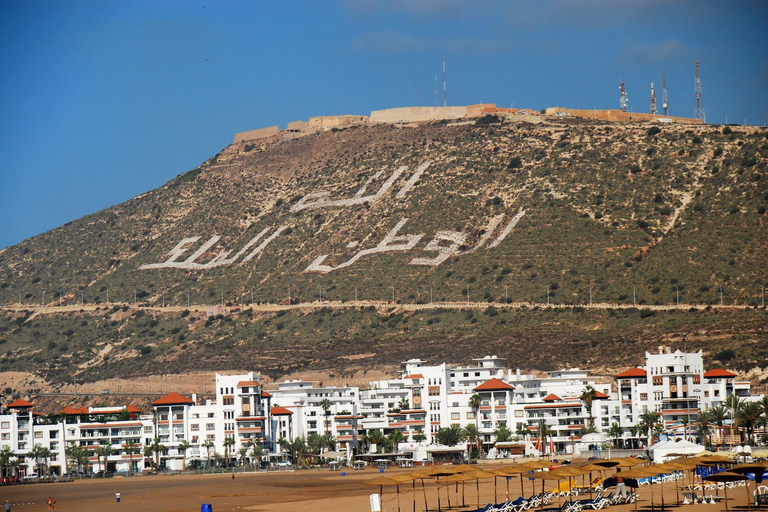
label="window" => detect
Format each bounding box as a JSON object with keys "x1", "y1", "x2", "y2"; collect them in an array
[
  {"x1": 206, "y1": 434, "x2": 215, "y2": 441},
  {"x1": 242, "y1": 387, "x2": 249, "y2": 393},
  {"x1": 451, "y1": 413, "x2": 460, "y2": 420},
  {"x1": 206, "y1": 423, "x2": 215, "y2": 430},
  {"x1": 467, "y1": 412, "x2": 476, "y2": 419},
  {"x1": 640, "y1": 393, "x2": 648, "y2": 400},
  {"x1": 1, "y1": 421, "x2": 9, "y2": 429},
  {"x1": 191, "y1": 424, "x2": 199, "y2": 431},
  {"x1": 223, "y1": 397, "x2": 234, "y2": 406},
  {"x1": 49, "y1": 431, "x2": 58, "y2": 439},
  {"x1": 1, "y1": 433, "x2": 8, "y2": 440},
  {"x1": 35, "y1": 431, "x2": 43, "y2": 439},
  {"x1": 693, "y1": 375, "x2": 701, "y2": 384},
  {"x1": 704, "y1": 391, "x2": 709, "y2": 397},
  {"x1": 652, "y1": 376, "x2": 663, "y2": 386},
  {"x1": 515, "y1": 411, "x2": 524, "y2": 418},
  {"x1": 144, "y1": 426, "x2": 153, "y2": 433}
]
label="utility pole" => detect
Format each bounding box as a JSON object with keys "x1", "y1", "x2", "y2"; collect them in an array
[
  {"x1": 650, "y1": 80, "x2": 657, "y2": 115},
  {"x1": 662, "y1": 74, "x2": 668, "y2": 115},
  {"x1": 619, "y1": 81, "x2": 628, "y2": 112}
]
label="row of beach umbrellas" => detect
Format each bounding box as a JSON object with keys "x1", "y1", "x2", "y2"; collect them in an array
[{"x1": 366, "y1": 455, "x2": 767, "y2": 512}]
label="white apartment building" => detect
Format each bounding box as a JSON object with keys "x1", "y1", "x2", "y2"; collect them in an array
[{"x1": 0, "y1": 348, "x2": 760, "y2": 475}]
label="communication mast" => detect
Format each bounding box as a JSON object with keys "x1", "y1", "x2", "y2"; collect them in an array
[
  {"x1": 619, "y1": 81, "x2": 628, "y2": 112},
  {"x1": 694, "y1": 61, "x2": 704, "y2": 121},
  {"x1": 434, "y1": 71, "x2": 438, "y2": 106},
  {"x1": 650, "y1": 81, "x2": 657, "y2": 115},
  {"x1": 442, "y1": 56, "x2": 447, "y2": 107},
  {"x1": 662, "y1": 74, "x2": 668, "y2": 115}
]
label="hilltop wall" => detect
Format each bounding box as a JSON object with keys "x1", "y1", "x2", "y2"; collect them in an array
[
  {"x1": 233, "y1": 125, "x2": 280, "y2": 143},
  {"x1": 546, "y1": 107, "x2": 704, "y2": 125}
]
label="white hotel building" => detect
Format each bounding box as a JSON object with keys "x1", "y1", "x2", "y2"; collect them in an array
[{"x1": 0, "y1": 347, "x2": 759, "y2": 476}]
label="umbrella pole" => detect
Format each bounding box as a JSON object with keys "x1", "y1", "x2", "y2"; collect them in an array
[
  {"x1": 413, "y1": 480, "x2": 416, "y2": 512},
  {"x1": 747, "y1": 482, "x2": 751, "y2": 512},
  {"x1": 725, "y1": 484, "x2": 729, "y2": 512},
  {"x1": 539, "y1": 479, "x2": 544, "y2": 512},
  {"x1": 437, "y1": 478, "x2": 441, "y2": 512},
  {"x1": 421, "y1": 478, "x2": 428, "y2": 512},
  {"x1": 477, "y1": 478, "x2": 480, "y2": 510},
  {"x1": 462, "y1": 480, "x2": 465, "y2": 507},
  {"x1": 494, "y1": 475, "x2": 498, "y2": 505},
  {"x1": 446, "y1": 481, "x2": 451, "y2": 510},
  {"x1": 506, "y1": 476, "x2": 510, "y2": 502},
  {"x1": 397, "y1": 484, "x2": 401, "y2": 512}
]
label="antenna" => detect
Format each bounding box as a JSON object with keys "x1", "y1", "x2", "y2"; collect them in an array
[
  {"x1": 418, "y1": 82, "x2": 422, "y2": 106},
  {"x1": 650, "y1": 81, "x2": 657, "y2": 115},
  {"x1": 694, "y1": 61, "x2": 704, "y2": 121},
  {"x1": 442, "y1": 56, "x2": 447, "y2": 107},
  {"x1": 435, "y1": 71, "x2": 438, "y2": 106},
  {"x1": 619, "y1": 81, "x2": 628, "y2": 112},
  {"x1": 662, "y1": 73, "x2": 668, "y2": 115}
]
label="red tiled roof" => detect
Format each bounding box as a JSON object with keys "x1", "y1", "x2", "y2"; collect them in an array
[
  {"x1": 704, "y1": 369, "x2": 737, "y2": 378},
  {"x1": 237, "y1": 380, "x2": 261, "y2": 387},
  {"x1": 261, "y1": 391, "x2": 272, "y2": 398},
  {"x1": 59, "y1": 406, "x2": 85, "y2": 415},
  {"x1": 543, "y1": 393, "x2": 561, "y2": 402},
  {"x1": 594, "y1": 391, "x2": 610, "y2": 399},
  {"x1": 7, "y1": 398, "x2": 34, "y2": 408},
  {"x1": 151, "y1": 392, "x2": 194, "y2": 406},
  {"x1": 403, "y1": 374, "x2": 424, "y2": 379},
  {"x1": 616, "y1": 368, "x2": 647, "y2": 378},
  {"x1": 125, "y1": 405, "x2": 142, "y2": 413},
  {"x1": 474, "y1": 378, "x2": 515, "y2": 391},
  {"x1": 271, "y1": 406, "x2": 293, "y2": 415}
]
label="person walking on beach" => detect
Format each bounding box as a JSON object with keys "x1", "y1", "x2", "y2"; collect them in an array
[
  {"x1": 5, "y1": 499, "x2": 11, "y2": 512},
  {"x1": 232, "y1": 470, "x2": 235, "y2": 480},
  {"x1": 615, "y1": 468, "x2": 627, "y2": 499},
  {"x1": 47, "y1": 497, "x2": 52, "y2": 510},
  {"x1": 51, "y1": 496, "x2": 56, "y2": 510}
]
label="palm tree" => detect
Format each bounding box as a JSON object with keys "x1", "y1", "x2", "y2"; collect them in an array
[
  {"x1": 493, "y1": 425, "x2": 512, "y2": 443},
  {"x1": 39, "y1": 447, "x2": 52, "y2": 478},
  {"x1": 150, "y1": 437, "x2": 165, "y2": 471},
  {"x1": 461, "y1": 423, "x2": 482, "y2": 459},
  {"x1": 95, "y1": 444, "x2": 113, "y2": 473},
  {"x1": 366, "y1": 429, "x2": 385, "y2": 453},
  {"x1": 435, "y1": 425, "x2": 461, "y2": 447},
  {"x1": 580, "y1": 385, "x2": 598, "y2": 428},
  {"x1": 515, "y1": 424, "x2": 530, "y2": 442},
  {"x1": 319, "y1": 398, "x2": 332, "y2": 437},
  {"x1": 290, "y1": 437, "x2": 306, "y2": 465},
  {"x1": 277, "y1": 437, "x2": 290, "y2": 459},
  {"x1": 0, "y1": 446, "x2": 15, "y2": 480},
  {"x1": 307, "y1": 432, "x2": 323, "y2": 454},
  {"x1": 608, "y1": 423, "x2": 624, "y2": 448},
  {"x1": 203, "y1": 440, "x2": 215, "y2": 471},
  {"x1": 249, "y1": 444, "x2": 264, "y2": 469},
  {"x1": 143, "y1": 445, "x2": 154, "y2": 470},
  {"x1": 696, "y1": 410, "x2": 713, "y2": 447},
  {"x1": 387, "y1": 430, "x2": 405, "y2": 453},
  {"x1": 238, "y1": 447, "x2": 249, "y2": 467},
  {"x1": 213, "y1": 452, "x2": 223, "y2": 469},
  {"x1": 177, "y1": 440, "x2": 191, "y2": 469},
  {"x1": 738, "y1": 402, "x2": 761, "y2": 445},
  {"x1": 638, "y1": 411, "x2": 661, "y2": 446},
  {"x1": 468, "y1": 394, "x2": 482, "y2": 428},
  {"x1": 398, "y1": 397, "x2": 410, "y2": 411},
  {"x1": 222, "y1": 437, "x2": 235, "y2": 469},
  {"x1": 726, "y1": 396, "x2": 744, "y2": 446},
  {"x1": 413, "y1": 431, "x2": 427, "y2": 444},
  {"x1": 123, "y1": 440, "x2": 140, "y2": 475},
  {"x1": 709, "y1": 404, "x2": 730, "y2": 449},
  {"x1": 29, "y1": 444, "x2": 46, "y2": 481},
  {"x1": 629, "y1": 426, "x2": 639, "y2": 449}
]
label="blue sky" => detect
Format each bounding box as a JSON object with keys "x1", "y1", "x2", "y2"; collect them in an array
[{"x1": 1, "y1": 0, "x2": 766, "y2": 249}]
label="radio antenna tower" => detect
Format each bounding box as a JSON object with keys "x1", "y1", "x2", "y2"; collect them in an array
[
  {"x1": 442, "y1": 56, "x2": 447, "y2": 107},
  {"x1": 434, "y1": 71, "x2": 438, "y2": 106},
  {"x1": 662, "y1": 74, "x2": 668, "y2": 115},
  {"x1": 694, "y1": 61, "x2": 704, "y2": 121},
  {"x1": 619, "y1": 81, "x2": 628, "y2": 112},
  {"x1": 650, "y1": 81, "x2": 657, "y2": 115}
]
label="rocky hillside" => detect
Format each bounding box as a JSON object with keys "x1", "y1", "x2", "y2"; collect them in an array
[{"x1": 1, "y1": 117, "x2": 766, "y2": 387}]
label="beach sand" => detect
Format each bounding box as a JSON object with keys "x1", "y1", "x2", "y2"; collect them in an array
[{"x1": 0, "y1": 466, "x2": 758, "y2": 512}]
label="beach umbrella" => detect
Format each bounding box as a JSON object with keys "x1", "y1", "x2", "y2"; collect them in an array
[
  {"x1": 703, "y1": 471, "x2": 749, "y2": 511},
  {"x1": 530, "y1": 467, "x2": 582, "y2": 511},
  {"x1": 444, "y1": 468, "x2": 497, "y2": 510},
  {"x1": 366, "y1": 475, "x2": 410, "y2": 512},
  {"x1": 492, "y1": 464, "x2": 530, "y2": 502},
  {"x1": 519, "y1": 460, "x2": 554, "y2": 498},
  {"x1": 727, "y1": 463, "x2": 767, "y2": 511}
]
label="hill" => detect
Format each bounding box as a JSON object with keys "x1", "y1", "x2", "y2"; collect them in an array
[{"x1": 1, "y1": 116, "x2": 767, "y2": 390}]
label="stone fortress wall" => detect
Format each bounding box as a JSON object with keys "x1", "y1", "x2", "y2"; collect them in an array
[
  {"x1": 233, "y1": 103, "x2": 703, "y2": 143},
  {"x1": 545, "y1": 107, "x2": 705, "y2": 125}
]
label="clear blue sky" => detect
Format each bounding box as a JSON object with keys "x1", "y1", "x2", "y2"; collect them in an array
[{"x1": 1, "y1": 0, "x2": 766, "y2": 249}]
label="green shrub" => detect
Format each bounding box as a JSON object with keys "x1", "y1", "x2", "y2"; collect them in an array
[{"x1": 647, "y1": 126, "x2": 661, "y2": 136}]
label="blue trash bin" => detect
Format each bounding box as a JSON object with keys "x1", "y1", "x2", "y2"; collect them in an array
[{"x1": 201, "y1": 504, "x2": 213, "y2": 512}]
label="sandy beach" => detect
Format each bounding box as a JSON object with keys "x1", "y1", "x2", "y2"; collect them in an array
[{"x1": 0, "y1": 465, "x2": 760, "y2": 512}]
